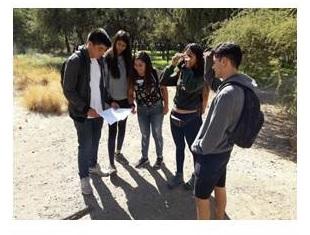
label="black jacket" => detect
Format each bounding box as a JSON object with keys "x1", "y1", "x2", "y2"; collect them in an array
[
  {"x1": 160, "y1": 64, "x2": 205, "y2": 110},
  {"x1": 63, "y1": 46, "x2": 111, "y2": 122}
]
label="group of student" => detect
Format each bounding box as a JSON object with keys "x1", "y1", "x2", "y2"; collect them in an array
[{"x1": 62, "y1": 28, "x2": 256, "y2": 220}]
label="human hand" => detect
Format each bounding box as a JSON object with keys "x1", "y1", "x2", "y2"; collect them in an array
[
  {"x1": 111, "y1": 101, "x2": 119, "y2": 109},
  {"x1": 163, "y1": 105, "x2": 169, "y2": 115},
  {"x1": 171, "y1": 53, "x2": 184, "y2": 66},
  {"x1": 87, "y1": 108, "x2": 100, "y2": 118},
  {"x1": 130, "y1": 104, "x2": 136, "y2": 114}
]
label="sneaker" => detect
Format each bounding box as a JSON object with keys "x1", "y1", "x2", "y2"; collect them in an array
[
  {"x1": 80, "y1": 177, "x2": 93, "y2": 195},
  {"x1": 184, "y1": 174, "x2": 195, "y2": 191},
  {"x1": 135, "y1": 157, "x2": 149, "y2": 168},
  {"x1": 167, "y1": 173, "x2": 184, "y2": 189},
  {"x1": 152, "y1": 157, "x2": 163, "y2": 170},
  {"x1": 89, "y1": 163, "x2": 109, "y2": 177},
  {"x1": 108, "y1": 164, "x2": 117, "y2": 175},
  {"x1": 115, "y1": 153, "x2": 129, "y2": 165}
]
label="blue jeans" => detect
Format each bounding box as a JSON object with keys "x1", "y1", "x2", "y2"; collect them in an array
[
  {"x1": 74, "y1": 117, "x2": 103, "y2": 179},
  {"x1": 137, "y1": 103, "x2": 164, "y2": 159},
  {"x1": 170, "y1": 111, "x2": 202, "y2": 174}
]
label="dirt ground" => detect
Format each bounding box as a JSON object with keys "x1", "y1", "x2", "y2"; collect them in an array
[{"x1": 13, "y1": 88, "x2": 296, "y2": 219}]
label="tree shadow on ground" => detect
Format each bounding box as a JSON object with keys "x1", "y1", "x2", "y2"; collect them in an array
[{"x1": 254, "y1": 88, "x2": 297, "y2": 162}]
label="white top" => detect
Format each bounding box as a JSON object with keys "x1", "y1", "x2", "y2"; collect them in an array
[{"x1": 88, "y1": 58, "x2": 103, "y2": 118}]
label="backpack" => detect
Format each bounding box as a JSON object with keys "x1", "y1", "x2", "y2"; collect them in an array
[
  {"x1": 60, "y1": 51, "x2": 83, "y2": 90},
  {"x1": 219, "y1": 80, "x2": 264, "y2": 148}
]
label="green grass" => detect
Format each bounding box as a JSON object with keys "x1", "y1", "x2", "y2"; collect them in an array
[
  {"x1": 14, "y1": 53, "x2": 65, "y2": 71},
  {"x1": 147, "y1": 50, "x2": 176, "y2": 70}
]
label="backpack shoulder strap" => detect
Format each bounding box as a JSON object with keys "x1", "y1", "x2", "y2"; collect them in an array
[
  {"x1": 152, "y1": 68, "x2": 163, "y2": 99},
  {"x1": 219, "y1": 80, "x2": 245, "y2": 91}
]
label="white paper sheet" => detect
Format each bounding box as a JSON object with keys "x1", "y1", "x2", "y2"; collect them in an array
[{"x1": 99, "y1": 108, "x2": 131, "y2": 125}]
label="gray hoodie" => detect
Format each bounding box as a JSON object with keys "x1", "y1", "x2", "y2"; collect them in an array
[{"x1": 191, "y1": 73, "x2": 257, "y2": 155}]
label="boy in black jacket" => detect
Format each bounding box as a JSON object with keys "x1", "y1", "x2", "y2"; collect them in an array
[{"x1": 63, "y1": 28, "x2": 114, "y2": 195}]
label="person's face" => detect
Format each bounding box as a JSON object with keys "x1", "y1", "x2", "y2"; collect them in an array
[
  {"x1": 183, "y1": 49, "x2": 197, "y2": 69},
  {"x1": 212, "y1": 55, "x2": 225, "y2": 78},
  {"x1": 115, "y1": 40, "x2": 127, "y2": 55},
  {"x1": 88, "y1": 42, "x2": 108, "y2": 59},
  {"x1": 134, "y1": 59, "x2": 146, "y2": 77}
]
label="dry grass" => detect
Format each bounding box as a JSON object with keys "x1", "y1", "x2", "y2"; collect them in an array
[
  {"x1": 14, "y1": 54, "x2": 68, "y2": 114},
  {"x1": 23, "y1": 81, "x2": 67, "y2": 114},
  {"x1": 14, "y1": 54, "x2": 62, "y2": 91}
]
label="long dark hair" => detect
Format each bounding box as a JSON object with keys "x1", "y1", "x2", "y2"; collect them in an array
[
  {"x1": 105, "y1": 30, "x2": 132, "y2": 79},
  {"x1": 131, "y1": 51, "x2": 156, "y2": 92},
  {"x1": 183, "y1": 43, "x2": 204, "y2": 77}
]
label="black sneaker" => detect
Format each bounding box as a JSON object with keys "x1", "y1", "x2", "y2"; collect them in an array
[
  {"x1": 167, "y1": 173, "x2": 184, "y2": 189},
  {"x1": 135, "y1": 157, "x2": 149, "y2": 168},
  {"x1": 184, "y1": 174, "x2": 195, "y2": 191},
  {"x1": 152, "y1": 158, "x2": 163, "y2": 170},
  {"x1": 115, "y1": 153, "x2": 129, "y2": 165}
]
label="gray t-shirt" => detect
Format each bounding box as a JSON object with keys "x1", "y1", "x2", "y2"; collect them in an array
[{"x1": 106, "y1": 56, "x2": 128, "y2": 100}]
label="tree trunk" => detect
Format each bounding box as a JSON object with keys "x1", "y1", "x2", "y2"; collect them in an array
[
  {"x1": 76, "y1": 30, "x2": 84, "y2": 45},
  {"x1": 64, "y1": 33, "x2": 71, "y2": 54}
]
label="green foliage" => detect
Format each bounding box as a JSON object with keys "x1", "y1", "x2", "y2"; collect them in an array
[
  {"x1": 13, "y1": 8, "x2": 297, "y2": 118},
  {"x1": 209, "y1": 9, "x2": 297, "y2": 117}
]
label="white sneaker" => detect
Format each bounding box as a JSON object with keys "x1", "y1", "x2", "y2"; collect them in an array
[
  {"x1": 89, "y1": 163, "x2": 109, "y2": 177},
  {"x1": 108, "y1": 165, "x2": 117, "y2": 175},
  {"x1": 80, "y1": 177, "x2": 93, "y2": 195}
]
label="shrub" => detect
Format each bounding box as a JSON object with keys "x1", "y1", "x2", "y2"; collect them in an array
[
  {"x1": 209, "y1": 9, "x2": 297, "y2": 117},
  {"x1": 23, "y1": 81, "x2": 67, "y2": 115},
  {"x1": 14, "y1": 54, "x2": 67, "y2": 114}
]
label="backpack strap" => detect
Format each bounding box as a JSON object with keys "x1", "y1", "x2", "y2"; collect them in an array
[
  {"x1": 61, "y1": 50, "x2": 84, "y2": 88},
  {"x1": 152, "y1": 68, "x2": 163, "y2": 100}
]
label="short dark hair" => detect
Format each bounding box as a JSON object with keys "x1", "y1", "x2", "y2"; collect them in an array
[
  {"x1": 87, "y1": 28, "x2": 111, "y2": 47},
  {"x1": 213, "y1": 42, "x2": 242, "y2": 68}
]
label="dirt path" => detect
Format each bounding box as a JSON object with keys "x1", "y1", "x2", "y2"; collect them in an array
[{"x1": 13, "y1": 88, "x2": 296, "y2": 219}]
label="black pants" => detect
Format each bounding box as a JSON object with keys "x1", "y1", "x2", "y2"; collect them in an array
[
  {"x1": 170, "y1": 111, "x2": 202, "y2": 174},
  {"x1": 108, "y1": 99, "x2": 130, "y2": 166}
]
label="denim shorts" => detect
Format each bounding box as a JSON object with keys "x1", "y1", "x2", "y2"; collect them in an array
[{"x1": 194, "y1": 151, "x2": 231, "y2": 199}]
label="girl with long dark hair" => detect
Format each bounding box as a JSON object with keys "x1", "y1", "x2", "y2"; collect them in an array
[
  {"x1": 128, "y1": 51, "x2": 169, "y2": 169},
  {"x1": 104, "y1": 30, "x2": 133, "y2": 174},
  {"x1": 160, "y1": 43, "x2": 209, "y2": 190}
]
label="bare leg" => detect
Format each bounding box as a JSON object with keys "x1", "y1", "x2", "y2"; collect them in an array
[
  {"x1": 196, "y1": 197, "x2": 211, "y2": 220},
  {"x1": 214, "y1": 186, "x2": 227, "y2": 219}
]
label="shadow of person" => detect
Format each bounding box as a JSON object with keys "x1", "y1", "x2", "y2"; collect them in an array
[
  {"x1": 110, "y1": 164, "x2": 168, "y2": 219},
  {"x1": 146, "y1": 163, "x2": 196, "y2": 219},
  {"x1": 84, "y1": 175, "x2": 131, "y2": 220},
  {"x1": 150, "y1": 163, "x2": 230, "y2": 220}
]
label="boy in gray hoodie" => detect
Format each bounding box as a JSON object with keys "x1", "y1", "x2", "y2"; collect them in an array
[{"x1": 191, "y1": 42, "x2": 257, "y2": 219}]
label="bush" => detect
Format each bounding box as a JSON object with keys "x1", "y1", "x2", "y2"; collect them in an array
[
  {"x1": 14, "y1": 54, "x2": 64, "y2": 90},
  {"x1": 209, "y1": 9, "x2": 297, "y2": 117},
  {"x1": 23, "y1": 81, "x2": 67, "y2": 114},
  {"x1": 14, "y1": 54, "x2": 67, "y2": 114}
]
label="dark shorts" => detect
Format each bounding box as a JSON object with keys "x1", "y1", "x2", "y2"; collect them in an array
[{"x1": 194, "y1": 151, "x2": 231, "y2": 199}]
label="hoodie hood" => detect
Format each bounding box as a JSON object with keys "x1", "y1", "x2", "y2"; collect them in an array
[{"x1": 223, "y1": 73, "x2": 258, "y2": 91}]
